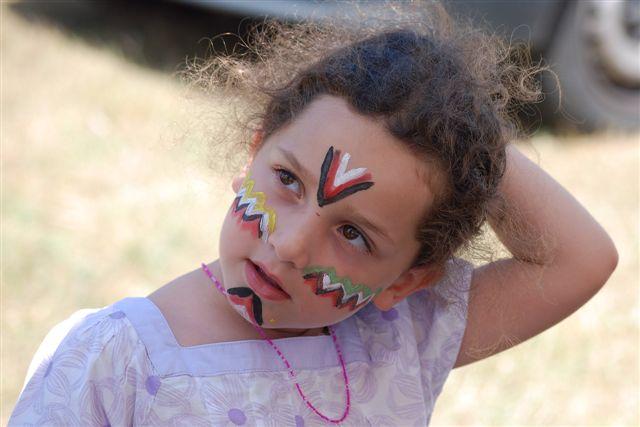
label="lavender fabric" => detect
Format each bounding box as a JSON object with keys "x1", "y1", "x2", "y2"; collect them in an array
[{"x1": 9, "y1": 258, "x2": 473, "y2": 426}]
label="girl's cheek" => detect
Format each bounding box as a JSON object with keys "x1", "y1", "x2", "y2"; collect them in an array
[{"x1": 219, "y1": 211, "x2": 244, "y2": 262}]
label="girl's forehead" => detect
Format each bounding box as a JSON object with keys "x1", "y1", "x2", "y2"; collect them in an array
[
  {"x1": 266, "y1": 96, "x2": 425, "y2": 175},
  {"x1": 262, "y1": 96, "x2": 435, "y2": 243}
]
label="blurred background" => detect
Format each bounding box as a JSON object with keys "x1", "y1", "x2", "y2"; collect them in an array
[{"x1": 2, "y1": 0, "x2": 638, "y2": 425}]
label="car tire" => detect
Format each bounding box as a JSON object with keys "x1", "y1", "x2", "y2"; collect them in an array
[{"x1": 541, "y1": 0, "x2": 640, "y2": 132}]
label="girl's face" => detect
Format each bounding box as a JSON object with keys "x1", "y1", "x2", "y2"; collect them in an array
[{"x1": 218, "y1": 95, "x2": 438, "y2": 330}]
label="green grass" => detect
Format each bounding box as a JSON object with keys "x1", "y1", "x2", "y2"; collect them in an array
[{"x1": 2, "y1": 4, "x2": 638, "y2": 425}]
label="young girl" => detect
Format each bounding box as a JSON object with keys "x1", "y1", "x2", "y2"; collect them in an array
[{"x1": 9, "y1": 4, "x2": 617, "y2": 426}]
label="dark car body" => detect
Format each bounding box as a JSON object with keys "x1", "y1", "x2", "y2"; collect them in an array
[{"x1": 178, "y1": 0, "x2": 640, "y2": 132}]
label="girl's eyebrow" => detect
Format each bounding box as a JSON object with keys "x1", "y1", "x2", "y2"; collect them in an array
[{"x1": 277, "y1": 147, "x2": 315, "y2": 184}]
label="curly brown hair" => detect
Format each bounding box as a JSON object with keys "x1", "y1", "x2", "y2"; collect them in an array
[{"x1": 185, "y1": 1, "x2": 546, "y2": 271}]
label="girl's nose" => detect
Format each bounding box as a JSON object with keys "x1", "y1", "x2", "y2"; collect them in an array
[{"x1": 268, "y1": 212, "x2": 315, "y2": 270}]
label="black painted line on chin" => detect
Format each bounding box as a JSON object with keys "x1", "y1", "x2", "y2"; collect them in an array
[
  {"x1": 227, "y1": 287, "x2": 253, "y2": 298},
  {"x1": 227, "y1": 286, "x2": 264, "y2": 326},
  {"x1": 252, "y1": 294, "x2": 263, "y2": 326}
]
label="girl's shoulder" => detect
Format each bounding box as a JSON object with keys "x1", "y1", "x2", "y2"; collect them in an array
[
  {"x1": 353, "y1": 257, "x2": 473, "y2": 371},
  {"x1": 409, "y1": 257, "x2": 475, "y2": 347},
  {"x1": 421, "y1": 256, "x2": 475, "y2": 315},
  {"x1": 9, "y1": 300, "x2": 153, "y2": 425},
  {"x1": 19, "y1": 301, "x2": 145, "y2": 392},
  {"x1": 357, "y1": 256, "x2": 474, "y2": 329}
]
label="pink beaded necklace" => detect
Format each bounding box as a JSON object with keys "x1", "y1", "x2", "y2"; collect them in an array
[{"x1": 200, "y1": 262, "x2": 351, "y2": 424}]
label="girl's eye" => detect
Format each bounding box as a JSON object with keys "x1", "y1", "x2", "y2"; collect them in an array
[
  {"x1": 276, "y1": 168, "x2": 302, "y2": 195},
  {"x1": 339, "y1": 225, "x2": 371, "y2": 253}
]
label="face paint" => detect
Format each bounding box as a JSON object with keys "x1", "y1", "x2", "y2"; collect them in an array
[
  {"x1": 227, "y1": 287, "x2": 264, "y2": 326},
  {"x1": 303, "y1": 266, "x2": 381, "y2": 311},
  {"x1": 231, "y1": 174, "x2": 277, "y2": 242},
  {"x1": 317, "y1": 146, "x2": 374, "y2": 207}
]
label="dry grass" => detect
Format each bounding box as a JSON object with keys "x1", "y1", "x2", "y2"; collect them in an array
[
  {"x1": 2, "y1": 3, "x2": 638, "y2": 425},
  {"x1": 433, "y1": 135, "x2": 639, "y2": 426}
]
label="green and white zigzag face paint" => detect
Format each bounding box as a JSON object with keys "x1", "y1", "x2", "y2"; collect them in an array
[{"x1": 302, "y1": 266, "x2": 381, "y2": 311}]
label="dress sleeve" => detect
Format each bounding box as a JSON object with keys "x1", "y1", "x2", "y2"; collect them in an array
[{"x1": 8, "y1": 306, "x2": 147, "y2": 426}]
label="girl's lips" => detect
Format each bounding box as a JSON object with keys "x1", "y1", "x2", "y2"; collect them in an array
[{"x1": 244, "y1": 261, "x2": 291, "y2": 301}]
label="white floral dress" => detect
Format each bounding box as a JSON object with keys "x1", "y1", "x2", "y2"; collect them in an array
[{"x1": 9, "y1": 258, "x2": 473, "y2": 426}]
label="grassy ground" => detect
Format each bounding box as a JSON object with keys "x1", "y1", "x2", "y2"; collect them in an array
[{"x1": 2, "y1": 3, "x2": 638, "y2": 425}]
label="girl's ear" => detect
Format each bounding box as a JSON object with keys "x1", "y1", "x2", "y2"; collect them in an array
[
  {"x1": 231, "y1": 162, "x2": 250, "y2": 192},
  {"x1": 372, "y1": 263, "x2": 445, "y2": 311},
  {"x1": 231, "y1": 172, "x2": 246, "y2": 193},
  {"x1": 232, "y1": 131, "x2": 263, "y2": 192},
  {"x1": 249, "y1": 129, "x2": 264, "y2": 156}
]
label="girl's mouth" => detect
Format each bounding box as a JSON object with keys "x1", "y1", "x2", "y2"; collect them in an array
[{"x1": 245, "y1": 260, "x2": 291, "y2": 301}]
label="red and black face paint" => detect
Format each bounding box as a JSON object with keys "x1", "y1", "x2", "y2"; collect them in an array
[
  {"x1": 231, "y1": 175, "x2": 276, "y2": 243},
  {"x1": 227, "y1": 287, "x2": 264, "y2": 326},
  {"x1": 317, "y1": 146, "x2": 374, "y2": 207}
]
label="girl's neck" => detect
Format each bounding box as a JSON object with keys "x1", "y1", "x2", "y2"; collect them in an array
[{"x1": 260, "y1": 325, "x2": 329, "y2": 340}]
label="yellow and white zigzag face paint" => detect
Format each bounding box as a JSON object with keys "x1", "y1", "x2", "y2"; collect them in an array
[{"x1": 231, "y1": 174, "x2": 277, "y2": 243}]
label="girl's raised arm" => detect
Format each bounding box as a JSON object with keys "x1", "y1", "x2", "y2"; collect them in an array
[{"x1": 454, "y1": 143, "x2": 618, "y2": 368}]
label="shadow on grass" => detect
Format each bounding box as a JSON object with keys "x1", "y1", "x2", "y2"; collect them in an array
[
  {"x1": 9, "y1": 0, "x2": 258, "y2": 74},
  {"x1": 9, "y1": 0, "x2": 550, "y2": 134}
]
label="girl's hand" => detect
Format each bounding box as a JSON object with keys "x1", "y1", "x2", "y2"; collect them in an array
[{"x1": 454, "y1": 144, "x2": 618, "y2": 368}]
